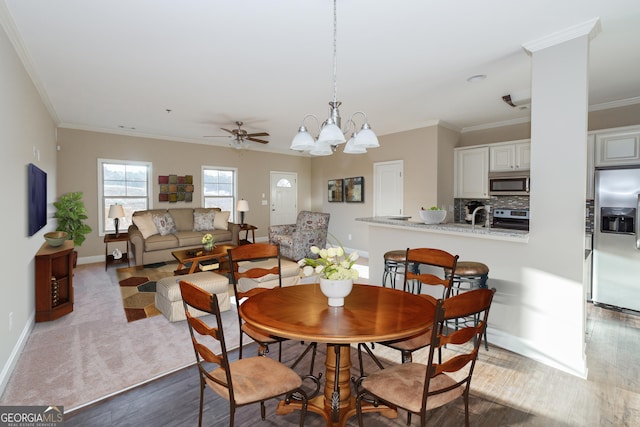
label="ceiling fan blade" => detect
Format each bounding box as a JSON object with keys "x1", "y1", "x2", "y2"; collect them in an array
[
  {"x1": 246, "y1": 137, "x2": 269, "y2": 144},
  {"x1": 246, "y1": 132, "x2": 269, "y2": 137},
  {"x1": 203, "y1": 135, "x2": 232, "y2": 138},
  {"x1": 220, "y1": 128, "x2": 235, "y2": 134}
]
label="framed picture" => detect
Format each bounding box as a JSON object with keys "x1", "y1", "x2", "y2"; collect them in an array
[
  {"x1": 328, "y1": 179, "x2": 344, "y2": 202},
  {"x1": 344, "y1": 176, "x2": 364, "y2": 203}
]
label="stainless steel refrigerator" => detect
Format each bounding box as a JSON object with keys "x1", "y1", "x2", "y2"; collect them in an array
[{"x1": 593, "y1": 167, "x2": 640, "y2": 312}]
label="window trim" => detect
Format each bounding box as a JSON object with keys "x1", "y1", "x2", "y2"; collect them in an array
[
  {"x1": 97, "y1": 158, "x2": 153, "y2": 237},
  {"x1": 201, "y1": 165, "x2": 238, "y2": 221}
]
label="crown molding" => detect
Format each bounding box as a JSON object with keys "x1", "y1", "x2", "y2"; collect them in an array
[{"x1": 523, "y1": 18, "x2": 601, "y2": 54}]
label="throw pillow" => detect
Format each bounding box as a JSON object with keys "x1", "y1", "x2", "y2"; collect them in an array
[
  {"x1": 193, "y1": 210, "x2": 216, "y2": 231},
  {"x1": 152, "y1": 212, "x2": 177, "y2": 236},
  {"x1": 213, "y1": 211, "x2": 230, "y2": 230},
  {"x1": 132, "y1": 213, "x2": 158, "y2": 239}
]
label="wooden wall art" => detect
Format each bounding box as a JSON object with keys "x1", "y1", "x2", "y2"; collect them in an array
[{"x1": 158, "y1": 174, "x2": 194, "y2": 202}]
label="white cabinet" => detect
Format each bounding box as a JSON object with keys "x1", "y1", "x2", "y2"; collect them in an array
[
  {"x1": 595, "y1": 126, "x2": 640, "y2": 167},
  {"x1": 454, "y1": 146, "x2": 489, "y2": 199},
  {"x1": 489, "y1": 140, "x2": 531, "y2": 172}
]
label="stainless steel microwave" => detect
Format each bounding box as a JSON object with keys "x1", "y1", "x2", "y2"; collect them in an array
[{"x1": 489, "y1": 173, "x2": 530, "y2": 195}]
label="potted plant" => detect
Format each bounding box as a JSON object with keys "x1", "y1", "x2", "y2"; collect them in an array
[{"x1": 53, "y1": 191, "x2": 92, "y2": 266}]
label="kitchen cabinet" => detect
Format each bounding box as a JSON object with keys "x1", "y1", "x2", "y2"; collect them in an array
[
  {"x1": 35, "y1": 240, "x2": 74, "y2": 322},
  {"x1": 455, "y1": 146, "x2": 489, "y2": 199},
  {"x1": 594, "y1": 126, "x2": 640, "y2": 167},
  {"x1": 489, "y1": 140, "x2": 531, "y2": 172}
]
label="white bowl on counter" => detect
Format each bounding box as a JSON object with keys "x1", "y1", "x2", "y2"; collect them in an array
[{"x1": 419, "y1": 209, "x2": 447, "y2": 224}]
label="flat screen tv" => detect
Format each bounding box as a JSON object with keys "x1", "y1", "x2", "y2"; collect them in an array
[{"x1": 28, "y1": 163, "x2": 47, "y2": 236}]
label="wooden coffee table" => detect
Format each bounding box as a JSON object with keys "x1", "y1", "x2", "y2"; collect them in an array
[{"x1": 171, "y1": 244, "x2": 235, "y2": 275}]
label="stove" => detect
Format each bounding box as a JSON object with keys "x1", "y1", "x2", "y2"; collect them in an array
[{"x1": 492, "y1": 208, "x2": 530, "y2": 231}]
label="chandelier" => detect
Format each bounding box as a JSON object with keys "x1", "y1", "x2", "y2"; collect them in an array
[{"x1": 290, "y1": 0, "x2": 379, "y2": 156}]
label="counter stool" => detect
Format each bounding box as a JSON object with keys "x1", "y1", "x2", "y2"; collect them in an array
[
  {"x1": 444, "y1": 261, "x2": 490, "y2": 350},
  {"x1": 382, "y1": 250, "x2": 419, "y2": 289}
]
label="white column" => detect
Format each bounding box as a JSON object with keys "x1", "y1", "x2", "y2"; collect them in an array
[{"x1": 524, "y1": 18, "x2": 600, "y2": 377}]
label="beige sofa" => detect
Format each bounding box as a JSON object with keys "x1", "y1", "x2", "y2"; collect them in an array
[{"x1": 128, "y1": 207, "x2": 240, "y2": 267}]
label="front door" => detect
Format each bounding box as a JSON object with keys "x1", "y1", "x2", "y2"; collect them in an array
[{"x1": 270, "y1": 171, "x2": 298, "y2": 226}]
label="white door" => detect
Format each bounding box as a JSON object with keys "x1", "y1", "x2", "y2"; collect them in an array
[
  {"x1": 270, "y1": 171, "x2": 298, "y2": 225},
  {"x1": 373, "y1": 160, "x2": 403, "y2": 216}
]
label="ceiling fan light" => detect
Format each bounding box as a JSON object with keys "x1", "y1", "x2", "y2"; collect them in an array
[
  {"x1": 343, "y1": 135, "x2": 367, "y2": 154},
  {"x1": 318, "y1": 123, "x2": 345, "y2": 146},
  {"x1": 353, "y1": 126, "x2": 379, "y2": 148},
  {"x1": 309, "y1": 140, "x2": 334, "y2": 156},
  {"x1": 290, "y1": 128, "x2": 315, "y2": 151}
]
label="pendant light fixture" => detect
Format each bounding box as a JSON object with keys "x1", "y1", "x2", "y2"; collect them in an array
[{"x1": 290, "y1": 0, "x2": 379, "y2": 155}]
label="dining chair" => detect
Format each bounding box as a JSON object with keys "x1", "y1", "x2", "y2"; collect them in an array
[
  {"x1": 355, "y1": 287, "x2": 496, "y2": 427},
  {"x1": 179, "y1": 280, "x2": 308, "y2": 427},
  {"x1": 227, "y1": 243, "x2": 287, "y2": 360},
  {"x1": 227, "y1": 243, "x2": 319, "y2": 383},
  {"x1": 358, "y1": 247, "x2": 459, "y2": 374}
]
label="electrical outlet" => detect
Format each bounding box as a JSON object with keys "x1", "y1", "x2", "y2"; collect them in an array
[
  {"x1": 348, "y1": 234, "x2": 352, "y2": 240},
  {"x1": 9, "y1": 312, "x2": 13, "y2": 332}
]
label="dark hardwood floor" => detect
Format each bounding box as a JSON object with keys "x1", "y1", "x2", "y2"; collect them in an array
[{"x1": 63, "y1": 299, "x2": 640, "y2": 426}]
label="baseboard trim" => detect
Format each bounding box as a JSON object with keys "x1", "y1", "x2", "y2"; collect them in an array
[{"x1": 0, "y1": 312, "x2": 35, "y2": 397}]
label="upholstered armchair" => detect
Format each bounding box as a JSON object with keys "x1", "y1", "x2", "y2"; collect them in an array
[{"x1": 268, "y1": 211, "x2": 330, "y2": 261}]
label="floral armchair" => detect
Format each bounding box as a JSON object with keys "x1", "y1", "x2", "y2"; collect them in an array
[{"x1": 268, "y1": 211, "x2": 330, "y2": 261}]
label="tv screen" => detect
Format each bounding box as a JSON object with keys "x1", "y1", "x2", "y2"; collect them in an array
[{"x1": 28, "y1": 163, "x2": 47, "y2": 236}]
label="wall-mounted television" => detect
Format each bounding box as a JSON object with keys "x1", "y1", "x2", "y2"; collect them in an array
[{"x1": 28, "y1": 163, "x2": 47, "y2": 236}]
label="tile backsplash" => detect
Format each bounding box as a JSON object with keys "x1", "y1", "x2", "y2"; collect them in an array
[{"x1": 454, "y1": 196, "x2": 530, "y2": 223}]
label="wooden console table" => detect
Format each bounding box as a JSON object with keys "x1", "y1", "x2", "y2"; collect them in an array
[{"x1": 35, "y1": 240, "x2": 74, "y2": 322}]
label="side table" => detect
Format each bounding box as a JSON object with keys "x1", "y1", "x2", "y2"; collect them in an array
[
  {"x1": 104, "y1": 232, "x2": 130, "y2": 270},
  {"x1": 238, "y1": 224, "x2": 257, "y2": 245}
]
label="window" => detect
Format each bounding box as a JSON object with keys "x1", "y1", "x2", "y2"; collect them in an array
[
  {"x1": 98, "y1": 159, "x2": 152, "y2": 235},
  {"x1": 202, "y1": 166, "x2": 237, "y2": 219}
]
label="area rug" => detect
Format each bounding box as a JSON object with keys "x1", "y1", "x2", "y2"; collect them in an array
[
  {"x1": 0, "y1": 263, "x2": 241, "y2": 412},
  {"x1": 116, "y1": 262, "x2": 178, "y2": 322}
]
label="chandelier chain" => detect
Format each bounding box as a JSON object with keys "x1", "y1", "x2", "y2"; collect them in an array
[{"x1": 332, "y1": 0, "x2": 338, "y2": 105}]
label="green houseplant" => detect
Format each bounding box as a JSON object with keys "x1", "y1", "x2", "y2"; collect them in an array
[{"x1": 53, "y1": 191, "x2": 92, "y2": 248}]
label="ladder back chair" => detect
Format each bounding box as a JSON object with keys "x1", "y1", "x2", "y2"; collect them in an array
[
  {"x1": 358, "y1": 247, "x2": 459, "y2": 374},
  {"x1": 179, "y1": 280, "x2": 308, "y2": 427},
  {"x1": 355, "y1": 288, "x2": 496, "y2": 427}
]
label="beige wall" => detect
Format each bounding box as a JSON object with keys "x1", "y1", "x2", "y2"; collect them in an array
[
  {"x1": 459, "y1": 102, "x2": 640, "y2": 146},
  {"x1": 56, "y1": 128, "x2": 312, "y2": 261},
  {"x1": 308, "y1": 123, "x2": 458, "y2": 254},
  {"x1": 0, "y1": 22, "x2": 57, "y2": 393}
]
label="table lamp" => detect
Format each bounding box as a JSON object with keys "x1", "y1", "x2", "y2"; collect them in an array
[
  {"x1": 237, "y1": 199, "x2": 249, "y2": 225},
  {"x1": 108, "y1": 204, "x2": 126, "y2": 237}
]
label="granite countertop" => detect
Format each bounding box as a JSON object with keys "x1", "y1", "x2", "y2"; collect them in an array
[{"x1": 356, "y1": 216, "x2": 529, "y2": 242}]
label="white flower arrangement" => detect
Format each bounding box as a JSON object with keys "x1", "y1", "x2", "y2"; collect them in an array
[
  {"x1": 299, "y1": 245, "x2": 359, "y2": 281},
  {"x1": 202, "y1": 233, "x2": 214, "y2": 245}
]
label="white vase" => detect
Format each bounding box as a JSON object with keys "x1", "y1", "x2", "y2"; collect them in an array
[{"x1": 319, "y1": 278, "x2": 354, "y2": 307}]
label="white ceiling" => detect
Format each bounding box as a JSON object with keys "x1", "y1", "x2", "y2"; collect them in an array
[{"x1": 2, "y1": 0, "x2": 640, "y2": 155}]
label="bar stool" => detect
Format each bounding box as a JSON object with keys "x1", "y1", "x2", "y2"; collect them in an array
[
  {"x1": 382, "y1": 250, "x2": 419, "y2": 289},
  {"x1": 444, "y1": 261, "x2": 490, "y2": 350}
]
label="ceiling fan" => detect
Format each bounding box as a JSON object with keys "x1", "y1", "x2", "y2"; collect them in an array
[{"x1": 205, "y1": 121, "x2": 269, "y2": 147}]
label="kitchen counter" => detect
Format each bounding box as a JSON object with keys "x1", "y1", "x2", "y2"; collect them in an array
[{"x1": 356, "y1": 216, "x2": 529, "y2": 243}]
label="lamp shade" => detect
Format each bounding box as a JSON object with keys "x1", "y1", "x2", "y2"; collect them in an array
[
  {"x1": 237, "y1": 199, "x2": 249, "y2": 212},
  {"x1": 108, "y1": 204, "x2": 125, "y2": 218},
  {"x1": 290, "y1": 128, "x2": 315, "y2": 151},
  {"x1": 317, "y1": 123, "x2": 345, "y2": 146},
  {"x1": 353, "y1": 125, "x2": 379, "y2": 148},
  {"x1": 343, "y1": 135, "x2": 367, "y2": 154},
  {"x1": 309, "y1": 140, "x2": 334, "y2": 156}
]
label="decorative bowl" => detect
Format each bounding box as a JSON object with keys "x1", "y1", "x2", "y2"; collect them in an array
[
  {"x1": 419, "y1": 209, "x2": 447, "y2": 224},
  {"x1": 44, "y1": 231, "x2": 68, "y2": 247}
]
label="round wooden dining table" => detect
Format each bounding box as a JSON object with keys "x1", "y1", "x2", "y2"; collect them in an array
[{"x1": 239, "y1": 283, "x2": 435, "y2": 426}]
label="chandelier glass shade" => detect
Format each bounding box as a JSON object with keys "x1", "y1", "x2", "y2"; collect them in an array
[{"x1": 290, "y1": 0, "x2": 379, "y2": 156}]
